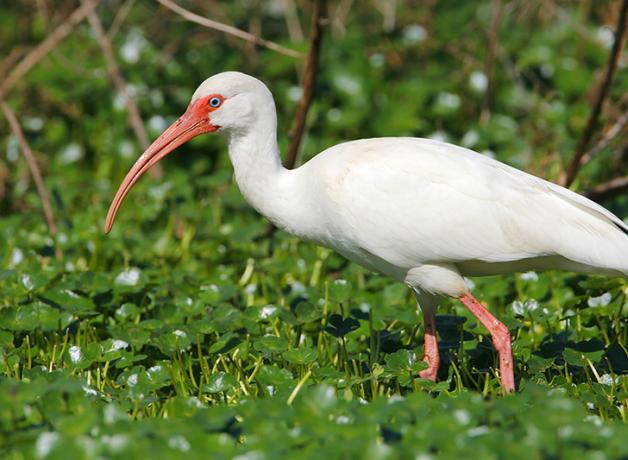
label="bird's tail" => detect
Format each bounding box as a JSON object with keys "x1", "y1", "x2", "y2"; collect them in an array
[{"x1": 545, "y1": 183, "x2": 628, "y2": 277}]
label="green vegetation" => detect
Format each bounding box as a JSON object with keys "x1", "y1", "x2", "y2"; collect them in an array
[{"x1": 1, "y1": 1, "x2": 626, "y2": 458}]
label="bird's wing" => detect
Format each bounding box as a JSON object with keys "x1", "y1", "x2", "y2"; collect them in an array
[{"x1": 309, "y1": 138, "x2": 628, "y2": 274}]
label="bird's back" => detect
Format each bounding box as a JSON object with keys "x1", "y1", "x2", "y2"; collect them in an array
[{"x1": 299, "y1": 137, "x2": 628, "y2": 278}]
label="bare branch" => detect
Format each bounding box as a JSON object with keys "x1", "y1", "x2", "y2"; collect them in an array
[
  {"x1": 0, "y1": 0, "x2": 100, "y2": 100},
  {"x1": 107, "y1": 0, "x2": 136, "y2": 40},
  {"x1": 580, "y1": 109, "x2": 628, "y2": 165},
  {"x1": 82, "y1": 0, "x2": 150, "y2": 151},
  {"x1": 0, "y1": 47, "x2": 27, "y2": 82},
  {"x1": 373, "y1": 0, "x2": 397, "y2": 32},
  {"x1": 1, "y1": 101, "x2": 58, "y2": 237},
  {"x1": 284, "y1": 0, "x2": 328, "y2": 169},
  {"x1": 331, "y1": 0, "x2": 354, "y2": 37},
  {"x1": 156, "y1": 0, "x2": 304, "y2": 59},
  {"x1": 586, "y1": 174, "x2": 628, "y2": 202},
  {"x1": 281, "y1": 0, "x2": 304, "y2": 42},
  {"x1": 560, "y1": 0, "x2": 627, "y2": 187},
  {"x1": 480, "y1": 0, "x2": 503, "y2": 123}
]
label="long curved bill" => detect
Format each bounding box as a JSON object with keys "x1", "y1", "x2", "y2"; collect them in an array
[{"x1": 104, "y1": 105, "x2": 217, "y2": 233}]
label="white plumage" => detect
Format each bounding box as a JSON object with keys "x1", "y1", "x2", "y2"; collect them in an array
[{"x1": 105, "y1": 72, "x2": 628, "y2": 392}]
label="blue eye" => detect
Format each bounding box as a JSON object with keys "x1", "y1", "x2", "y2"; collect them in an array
[{"x1": 208, "y1": 97, "x2": 222, "y2": 108}]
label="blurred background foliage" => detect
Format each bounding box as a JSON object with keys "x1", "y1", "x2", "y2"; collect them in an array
[{"x1": 0, "y1": 0, "x2": 627, "y2": 458}]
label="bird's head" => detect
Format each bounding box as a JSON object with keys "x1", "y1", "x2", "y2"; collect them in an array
[{"x1": 103, "y1": 71, "x2": 273, "y2": 233}]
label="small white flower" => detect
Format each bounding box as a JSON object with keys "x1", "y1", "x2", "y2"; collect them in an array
[
  {"x1": 512, "y1": 299, "x2": 539, "y2": 316},
  {"x1": 467, "y1": 426, "x2": 489, "y2": 437},
  {"x1": 453, "y1": 409, "x2": 470, "y2": 425},
  {"x1": 168, "y1": 435, "x2": 191, "y2": 452},
  {"x1": 82, "y1": 385, "x2": 98, "y2": 396},
  {"x1": 36, "y1": 432, "x2": 59, "y2": 458},
  {"x1": 115, "y1": 268, "x2": 141, "y2": 286},
  {"x1": 260, "y1": 305, "x2": 277, "y2": 319},
  {"x1": 520, "y1": 271, "x2": 539, "y2": 281},
  {"x1": 10, "y1": 248, "x2": 24, "y2": 267},
  {"x1": 290, "y1": 281, "x2": 306, "y2": 294},
  {"x1": 100, "y1": 434, "x2": 128, "y2": 452},
  {"x1": 60, "y1": 143, "x2": 83, "y2": 164},
  {"x1": 20, "y1": 274, "x2": 34, "y2": 291},
  {"x1": 69, "y1": 346, "x2": 82, "y2": 364},
  {"x1": 428, "y1": 130, "x2": 449, "y2": 142},
  {"x1": 469, "y1": 71, "x2": 488, "y2": 92},
  {"x1": 435, "y1": 92, "x2": 461, "y2": 110},
  {"x1": 127, "y1": 373, "x2": 138, "y2": 386},
  {"x1": 287, "y1": 86, "x2": 302, "y2": 102},
  {"x1": 588, "y1": 292, "x2": 612, "y2": 308},
  {"x1": 596, "y1": 26, "x2": 614, "y2": 49},
  {"x1": 558, "y1": 425, "x2": 573, "y2": 438},
  {"x1": 461, "y1": 131, "x2": 480, "y2": 148},
  {"x1": 109, "y1": 340, "x2": 129, "y2": 352},
  {"x1": 369, "y1": 53, "x2": 385, "y2": 68},
  {"x1": 403, "y1": 25, "x2": 427, "y2": 44},
  {"x1": 148, "y1": 115, "x2": 168, "y2": 132}
]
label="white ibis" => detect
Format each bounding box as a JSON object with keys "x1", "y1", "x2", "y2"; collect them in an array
[{"x1": 105, "y1": 72, "x2": 628, "y2": 393}]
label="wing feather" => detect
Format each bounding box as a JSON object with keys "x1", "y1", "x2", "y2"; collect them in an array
[{"x1": 308, "y1": 138, "x2": 628, "y2": 275}]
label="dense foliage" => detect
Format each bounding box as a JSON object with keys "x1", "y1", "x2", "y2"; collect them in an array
[{"x1": 1, "y1": 1, "x2": 627, "y2": 458}]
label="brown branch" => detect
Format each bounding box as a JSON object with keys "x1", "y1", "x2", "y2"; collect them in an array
[
  {"x1": 1, "y1": 101, "x2": 58, "y2": 236},
  {"x1": 560, "y1": 0, "x2": 628, "y2": 187},
  {"x1": 586, "y1": 175, "x2": 628, "y2": 202},
  {"x1": 82, "y1": 1, "x2": 149, "y2": 150},
  {"x1": 480, "y1": 0, "x2": 503, "y2": 124},
  {"x1": 107, "y1": 0, "x2": 136, "y2": 40},
  {"x1": 284, "y1": 0, "x2": 328, "y2": 169},
  {"x1": 0, "y1": 47, "x2": 27, "y2": 82},
  {"x1": 580, "y1": 109, "x2": 628, "y2": 165},
  {"x1": 331, "y1": 0, "x2": 354, "y2": 37},
  {"x1": 156, "y1": 0, "x2": 304, "y2": 59},
  {"x1": 281, "y1": 0, "x2": 304, "y2": 42},
  {"x1": 0, "y1": 0, "x2": 100, "y2": 100}
]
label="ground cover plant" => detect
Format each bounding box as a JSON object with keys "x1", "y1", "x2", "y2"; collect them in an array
[{"x1": 1, "y1": 1, "x2": 627, "y2": 458}]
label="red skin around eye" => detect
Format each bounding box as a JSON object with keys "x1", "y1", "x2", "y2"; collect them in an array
[{"x1": 190, "y1": 94, "x2": 225, "y2": 117}]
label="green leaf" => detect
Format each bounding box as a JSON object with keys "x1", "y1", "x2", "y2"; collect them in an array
[
  {"x1": 324, "y1": 314, "x2": 359, "y2": 338},
  {"x1": 282, "y1": 347, "x2": 318, "y2": 365},
  {"x1": 204, "y1": 372, "x2": 237, "y2": 394}
]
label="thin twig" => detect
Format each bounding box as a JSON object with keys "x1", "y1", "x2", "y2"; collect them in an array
[
  {"x1": 373, "y1": 0, "x2": 397, "y2": 32},
  {"x1": 560, "y1": 0, "x2": 628, "y2": 187},
  {"x1": 580, "y1": 109, "x2": 628, "y2": 165},
  {"x1": 331, "y1": 0, "x2": 354, "y2": 37},
  {"x1": 0, "y1": 47, "x2": 27, "y2": 82},
  {"x1": 480, "y1": 0, "x2": 503, "y2": 123},
  {"x1": 82, "y1": 1, "x2": 149, "y2": 151},
  {"x1": 586, "y1": 174, "x2": 628, "y2": 202},
  {"x1": 284, "y1": 0, "x2": 328, "y2": 169},
  {"x1": 1, "y1": 101, "x2": 58, "y2": 237},
  {"x1": 0, "y1": 0, "x2": 100, "y2": 100},
  {"x1": 107, "y1": 0, "x2": 136, "y2": 40},
  {"x1": 156, "y1": 0, "x2": 304, "y2": 59},
  {"x1": 281, "y1": 0, "x2": 304, "y2": 42}
]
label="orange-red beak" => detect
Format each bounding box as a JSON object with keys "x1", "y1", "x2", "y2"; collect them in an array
[{"x1": 104, "y1": 101, "x2": 218, "y2": 233}]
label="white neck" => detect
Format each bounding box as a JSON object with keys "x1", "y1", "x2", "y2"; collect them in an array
[{"x1": 224, "y1": 115, "x2": 307, "y2": 235}]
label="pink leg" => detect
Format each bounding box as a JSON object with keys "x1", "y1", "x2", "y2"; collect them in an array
[
  {"x1": 459, "y1": 293, "x2": 515, "y2": 393},
  {"x1": 419, "y1": 305, "x2": 440, "y2": 381}
]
